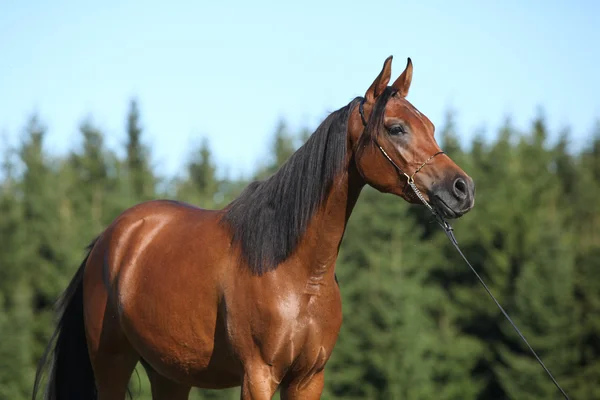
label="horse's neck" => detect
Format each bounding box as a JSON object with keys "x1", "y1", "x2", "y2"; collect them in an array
[{"x1": 296, "y1": 159, "x2": 364, "y2": 280}]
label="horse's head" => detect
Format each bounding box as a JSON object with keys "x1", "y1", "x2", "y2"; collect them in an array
[{"x1": 349, "y1": 56, "x2": 475, "y2": 218}]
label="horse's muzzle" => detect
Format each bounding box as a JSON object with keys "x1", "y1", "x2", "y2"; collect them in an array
[{"x1": 429, "y1": 175, "x2": 475, "y2": 219}]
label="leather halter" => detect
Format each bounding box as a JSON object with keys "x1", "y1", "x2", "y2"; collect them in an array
[{"x1": 358, "y1": 97, "x2": 445, "y2": 193}]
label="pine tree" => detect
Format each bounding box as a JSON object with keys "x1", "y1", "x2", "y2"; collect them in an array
[
  {"x1": 125, "y1": 99, "x2": 155, "y2": 202},
  {"x1": 255, "y1": 119, "x2": 297, "y2": 179},
  {"x1": 567, "y1": 121, "x2": 600, "y2": 399},
  {"x1": 0, "y1": 142, "x2": 33, "y2": 400},
  {"x1": 19, "y1": 115, "x2": 60, "y2": 308},
  {"x1": 176, "y1": 138, "x2": 221, "y2": 209},
  {"x1": 69, "y1": 119, "x2": 112, "y2": 233}
]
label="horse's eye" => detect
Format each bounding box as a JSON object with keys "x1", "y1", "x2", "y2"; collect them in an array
[{"x1": 388, "y1": 124, "x2": 407, "y2": 135}]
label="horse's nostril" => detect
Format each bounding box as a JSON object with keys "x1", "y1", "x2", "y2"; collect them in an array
[{"x1": 453, "y1": 178, "x2": 468, "y2": 200}]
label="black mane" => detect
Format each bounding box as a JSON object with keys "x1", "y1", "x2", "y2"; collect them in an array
[{"x1": 222, "y1": 98, "x2": 362, "y2": 275}]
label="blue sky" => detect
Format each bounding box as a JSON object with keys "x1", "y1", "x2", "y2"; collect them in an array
[{"x1": 1, "y1": 0, "x2": 598, "y2": 178}]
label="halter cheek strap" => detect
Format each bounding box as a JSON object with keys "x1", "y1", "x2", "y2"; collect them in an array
[{"x1": 358, "y1": 98, "x2": 445, "y2": 194}]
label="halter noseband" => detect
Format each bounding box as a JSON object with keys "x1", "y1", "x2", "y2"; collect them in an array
[{"x1": 358, "y1": 97, "x2": 445, "y2": 192}]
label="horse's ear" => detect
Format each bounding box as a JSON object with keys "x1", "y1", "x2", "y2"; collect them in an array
[
  {"x1": 392, "y1": 57, "x2": 413, "y2": 97},
  {"x1": 365, "y1": 56, "x2": 393, "y2": 103}
]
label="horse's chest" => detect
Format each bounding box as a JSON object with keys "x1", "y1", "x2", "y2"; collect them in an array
[{"x1": 252, "y1": 291, "x2": 343, "y2": 380}]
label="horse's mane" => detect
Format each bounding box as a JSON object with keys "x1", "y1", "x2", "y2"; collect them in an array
[{"x1": 222, "y1": 97, "x2": 362, "y2": 275}]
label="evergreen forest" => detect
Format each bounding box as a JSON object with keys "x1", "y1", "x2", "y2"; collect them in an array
[{"x1": 2, "y1": 99, "x2": 599, "y2": 399}]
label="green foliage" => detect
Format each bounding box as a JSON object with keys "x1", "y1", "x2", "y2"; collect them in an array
[
  {"x1": 125, "y1": 99, "x2": 156, "y2": 202},
  {"x1": 0, "y1": 99, "x2": 597, "y2": 400},
  {"x1": 175, "y1": 137, "x2": 226, "y2": 210},
  {"x1": 0, "y1": 144, "x2": 33, "y2": 399},
  {"x1": 255, "y1": 119, "x2": 299, "y2": 179}
]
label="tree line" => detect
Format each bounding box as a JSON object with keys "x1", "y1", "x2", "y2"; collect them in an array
[{"x1": 1, "y1": 99, "x2": 598, "y2": 399}]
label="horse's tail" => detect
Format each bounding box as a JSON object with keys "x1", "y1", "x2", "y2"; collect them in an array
[{"x1": 32, "y1": 237, "x2": 100, "y2": 400}]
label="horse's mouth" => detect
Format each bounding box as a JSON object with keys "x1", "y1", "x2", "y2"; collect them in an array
[{"x1": 432, "y1": 195, "x2": 460, "y2": 219}]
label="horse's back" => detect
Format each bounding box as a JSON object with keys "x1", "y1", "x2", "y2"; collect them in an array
[{"x1": 96, "y1": 199, "x2": 229, "y2": 286}]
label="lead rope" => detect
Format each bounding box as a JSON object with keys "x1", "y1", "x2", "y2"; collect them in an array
[
  {"x1": 359, "y1": 98, "x2": 570, "y2": 400},
  {"x1": 406, "y1": 179, "x2": 570, "y2": 400}
]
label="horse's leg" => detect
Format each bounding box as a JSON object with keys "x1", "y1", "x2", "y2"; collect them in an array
[
  {"x1": 86, "y1": 301, "x2": 140, "y2": 400},
  {"x1": 84, "y1": 255, "x2": 139, "y2": 400},
  {"x1": 142, "y1": 361, "x2": 192, "y2": 400},
  {"x1": 240, "y1": 362, "x2": 279, "y2": 400},
  {"x1": 280, "y1": 371, "x2": 325, "y2": 400},
  {"x1": 94, "y1": 354, "x2": 139, "y2": 400}
]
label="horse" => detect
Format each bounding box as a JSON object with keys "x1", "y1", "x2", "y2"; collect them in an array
[{"x1": 33, "y1": 56, "x2": 475, "y2": 400}]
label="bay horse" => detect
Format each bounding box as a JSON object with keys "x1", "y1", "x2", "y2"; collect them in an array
[{"x1": 33, "y1": 56, "x2": 475, "y2": 400}]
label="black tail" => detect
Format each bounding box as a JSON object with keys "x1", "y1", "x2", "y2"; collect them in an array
[{"x1": 32, "y1": 238, "x2": 99, "y2": 400}]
